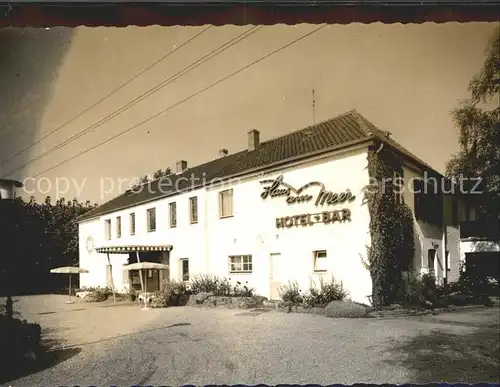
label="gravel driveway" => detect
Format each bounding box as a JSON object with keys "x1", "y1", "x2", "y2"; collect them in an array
[{"x1": 2, "y1": 295, "x2": 499, "y2": 386}]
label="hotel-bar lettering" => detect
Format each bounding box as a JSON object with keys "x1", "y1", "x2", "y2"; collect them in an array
[{"x1": 275, "y1": 209, "x2": 352, "y2": 229}]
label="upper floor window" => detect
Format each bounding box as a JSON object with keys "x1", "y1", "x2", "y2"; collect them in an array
[
  {"x1": 130, "y1": 213, "x2": 136, "y2": 235},
  {"x1": 189, "y1": 196, "x2": 198, "y2": 224},
  {"x1": 169, "y1": 202, "x2": 177, "y2": 228},
  {"x1": 393, "y1": 171, "x2": 404, "y2": 205},
  {"x1": 116, "y1": 216, "x2": 122, "y2": 238},
  {"x1": 219, "y1": 189, "x2": 234, "y2": 218},
  {"x1": 104, "y1": 219, "x2": 111, "y2": 240},
  {"x1": 229, "y1": 255, "x2": 252, "y2": 273},
  {"x1": 147, "y1": 208, "x2": 156, "y2": 232}
]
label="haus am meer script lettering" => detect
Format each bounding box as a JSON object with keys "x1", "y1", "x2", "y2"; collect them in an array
[{"x1": 260, "y1": 175, "x2": 356, "y2": 206}]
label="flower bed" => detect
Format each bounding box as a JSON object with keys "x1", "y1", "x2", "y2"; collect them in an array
[
  {"x1": 75, "y1": 286, "x2": 112, "y2": 302},
  {"x1": 148, "y1": 275, "x2": 267, "y2": 309},
  {"x1": 186, "y1": 292, "x2": 267, "y2": 309}
]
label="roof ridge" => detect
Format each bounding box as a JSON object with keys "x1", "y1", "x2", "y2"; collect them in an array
[{"x1": 258, "y1": 109, "x2": 359, "y2": 146}]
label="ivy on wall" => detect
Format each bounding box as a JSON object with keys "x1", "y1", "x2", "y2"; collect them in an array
[{"x1": 363, "y1": 141, "x2": 415, "y2": 307}]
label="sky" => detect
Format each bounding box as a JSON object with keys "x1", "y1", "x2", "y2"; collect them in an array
[{"x1": 0, "y1": 23, "x2": 497, "y2": 204}]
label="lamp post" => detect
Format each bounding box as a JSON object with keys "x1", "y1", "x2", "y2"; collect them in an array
[{"x1": 0, "y1": 178, "x2": 23, "y2": 319}]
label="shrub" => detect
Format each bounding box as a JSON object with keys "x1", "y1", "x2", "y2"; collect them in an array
[
  {"x1": 303, "y1": 276, "x2": 349, "y2": 307},
  {"x1": 449, "y1": 271, "x2": 499, "y2": 297},
  {"x1": 169, "y1": 279, "x2": 191, "y2": 296},
  {"x1": 231, "y1": 281, "x2": 255, "y2": 297},
  {"x1": 400, "y1": 272, "x2": 434, "y2": 307},
  {"x1": 0, "y1": 308, "x2": 42, "y2": 369},
  {"x1": 318, "y1": 276, "x2": 349, "y2": 303},
  {"x1": 77, "y1": 286, "x2": 112, "y2": 302},
  {"x1": 399, "y1": 272, "x2": 453, "y2": 308},
  {"x1": 150, "y1": 291, "x2": 169, "y2": 308},
  {"x1": 189, "y1": 274, "x2": 255, "y2": 297},
  {"x1": 190, "y1": 274, "x2": 231, "y2": 296},
  {"x1": 278, "y1": 281, "x2": 303, "y2": 304},
  {"x1": 159, "y1": 279, "x2": 192, "y2": 306}
]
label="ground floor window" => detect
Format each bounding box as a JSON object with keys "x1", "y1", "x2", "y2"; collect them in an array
[
  {"x1": 229, "y1": 255, "x2": 252, "y2": 273},
  {"x1": 313, "y1": 250, "x2": 328, "y2": 273},
  {"x1": 180, "y1": 258, "x2": 189, "y2": 281}
]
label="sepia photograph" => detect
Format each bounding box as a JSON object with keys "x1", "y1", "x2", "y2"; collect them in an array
[{"x1": 0, "y1": 8, "x2": 499, "y2": 386}]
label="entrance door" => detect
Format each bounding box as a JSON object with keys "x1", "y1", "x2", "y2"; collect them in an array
[
  {"x1": 269, "y1": 253, "x2": 285, "y2": 300},
  {"x1": 180, "y1": 258, "x2": 189, "y2": 282},
  {"x1": 428, "y1": 249, "x2": 436, "y2": 277}
]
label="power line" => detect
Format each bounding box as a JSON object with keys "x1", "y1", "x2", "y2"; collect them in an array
[
  {"x1": 31, "y1": 24, "x2": 327, "y2": 179},
  {"x1": 2, "y1": 25, "x2": 213, "y2": 165},
  {"x1": 4, "y1": 26, "x2": 262, "y2": 178}
]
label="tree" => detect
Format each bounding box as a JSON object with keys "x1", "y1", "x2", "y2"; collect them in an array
[
  {"x1": 446, "y1": 28, "x2": 500, "y2": 220},
  {"x1": 153, "y1": 168, "x2": 173, "y2": 180},
  {"x1": 0, "y1": 196, "x2": 97, "y2": 296},
  {"x1": 132, "y1": 168, "x2": 173, "y2": 190}
]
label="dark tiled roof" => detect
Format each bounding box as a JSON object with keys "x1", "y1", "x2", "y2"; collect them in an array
[{"x1": 78, "y1": 110, "x2": 437, "y2": 222}]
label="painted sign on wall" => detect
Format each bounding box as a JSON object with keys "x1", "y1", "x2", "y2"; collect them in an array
[
  {"x1": 276, "y1": 209, "x2": 352, "y2": 229},
  {"x1": 260, "y1": 175, "x2": 356, "y2": 206}
]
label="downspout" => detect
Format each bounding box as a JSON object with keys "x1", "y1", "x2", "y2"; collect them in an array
[{"x1": 204, "y1": 190, "x2": 210, "y2": 274}]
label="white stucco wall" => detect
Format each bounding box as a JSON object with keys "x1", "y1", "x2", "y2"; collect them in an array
[
  {"x1": 79, "y1": 218, "x2": 107, "y2": 288},
  {"x1": 78, "y1": 145, "x2": 373, "y2": 304},
  {"x1": 205, "y1": 146, "x2": 372, "y2": 304}
]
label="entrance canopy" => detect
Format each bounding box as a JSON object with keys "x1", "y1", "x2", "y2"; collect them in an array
[{"x1": 95, "y1": 245, "x2": 173, "y2": 254}]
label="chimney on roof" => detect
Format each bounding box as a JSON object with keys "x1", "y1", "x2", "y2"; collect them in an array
[
  {"x1": 218, "y1": 149, "x2": 228, "y2": 158},
  {"x1": 176, "y1": 160, "x2": 187, "y2": 174},
  {"x1": 248, "y1": 129, "x2": 260, "y2": 151},
  {"x1": 383, "y1": 131, "x2": 392, "y2": 138}
]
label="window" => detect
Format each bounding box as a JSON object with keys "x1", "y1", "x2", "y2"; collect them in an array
[
  {"x1": 427, "y1": 249, "x2": 436, "y2": 277},
  {"x1": 104, "y1": 219, "x2": 111, "y2": 240},
  {"x1": 147, "y1": 208, "x2": 156, "y2": 232},
  {"x1": 393, "y1": 171, "x2": 404, "y2": 205},
  {"x1": 147, "y1": 270, "x2": 153, "y2": 278},
  {"x1": 313, "y1": 250, "x2": 328, "y2": 273},
  {"x1": 219, "y1": 189, "x2": 234, "y2": 218},
  {"x1": 130, "y1": 213, "x2": 136, "y2": 235},
  {"x1": 116, "y1": 216, "x2": 122, "y2": 238},
  {"x1": 169, "y1": 202, "x2": 177, "y2": 228},
  {"x1": 180, "y1": 258, "x2": 189, "y2": 281},
  {"x1": 189, "y1": 197, "x2": 198, "y2": 224},
  {"x1": 229, "y1": 255, "x2": 252, "y2": 273}
]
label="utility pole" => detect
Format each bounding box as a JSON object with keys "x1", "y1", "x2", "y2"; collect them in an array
[{"x1": 0, "y1": 178, "x2": 23, "y2": 319}]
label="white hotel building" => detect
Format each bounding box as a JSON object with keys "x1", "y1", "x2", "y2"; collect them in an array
[{"x1": 77, "y1": 110, "x2": 489, "y2": 305}]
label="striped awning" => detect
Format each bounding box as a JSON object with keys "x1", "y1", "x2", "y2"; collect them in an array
[{"x1": 95, "y1": 245, "x2": 173, "y2": 254}]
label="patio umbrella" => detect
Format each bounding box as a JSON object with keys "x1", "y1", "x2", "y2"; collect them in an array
[
  {"x1": 50, "y1": 266, "x2": 89, "y2": 304},
  {"x1": 123, "y1": 262, "x2": 169, "y2": 310}
]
